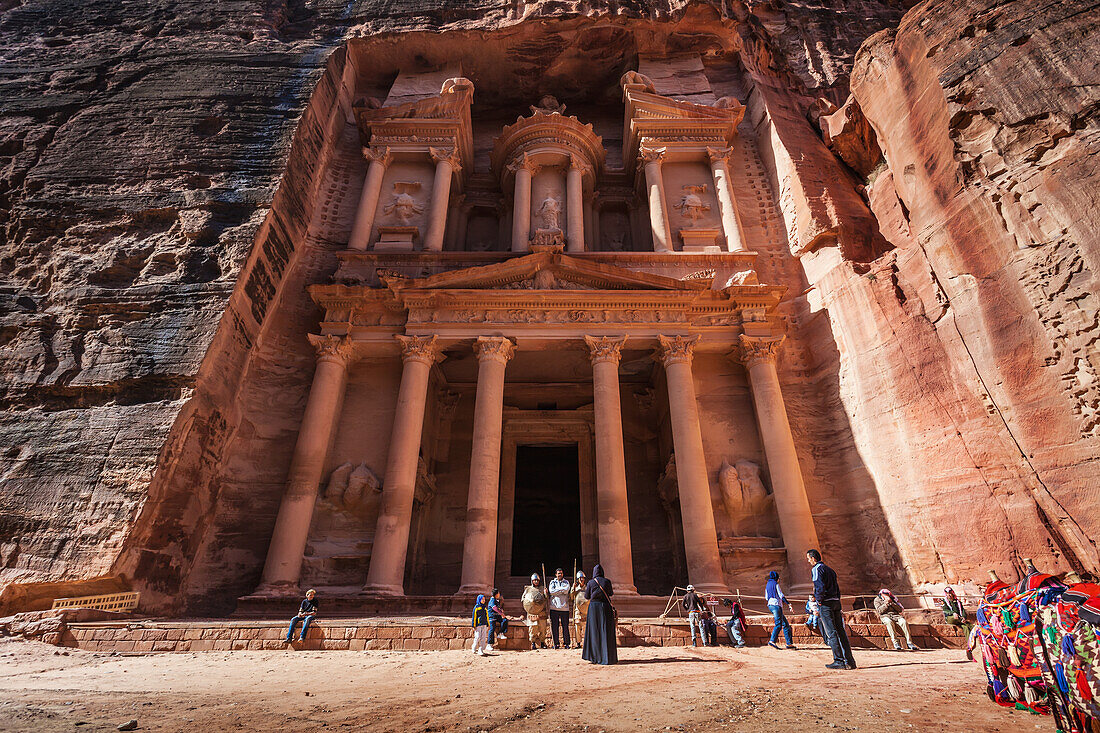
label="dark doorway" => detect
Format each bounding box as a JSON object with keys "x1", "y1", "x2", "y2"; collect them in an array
[{"x1": 510, "y1": 445, "x2": 582, "y2": 577}]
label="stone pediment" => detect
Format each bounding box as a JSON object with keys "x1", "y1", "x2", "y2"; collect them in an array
[{"x1": 381, "y1": 249, "x2": 709, "y2": 293}]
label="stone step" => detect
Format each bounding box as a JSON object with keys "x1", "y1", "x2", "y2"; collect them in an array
[{"x1": 58, "y1": 615, "x2": 966, "y2": 653}]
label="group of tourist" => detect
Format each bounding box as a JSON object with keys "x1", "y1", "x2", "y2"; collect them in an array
[
  {"x1": 285, "y1": 548, "x2": 975, "y2": 670},
  {"x1": 477, "y1": 565, "x2": 617, "y2": 664}
]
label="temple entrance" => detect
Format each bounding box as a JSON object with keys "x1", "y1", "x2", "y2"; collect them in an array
[{"x1": 509, "y1": 445, "x2": 583, "y2": 577}]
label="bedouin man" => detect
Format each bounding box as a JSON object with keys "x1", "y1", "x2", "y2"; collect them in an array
[
  {"x1": 571, "y1": 570, "x2": 589, "y2": 649},
  {"x1": 521, "y1": 572, "x2": 549, "y2": 650}
]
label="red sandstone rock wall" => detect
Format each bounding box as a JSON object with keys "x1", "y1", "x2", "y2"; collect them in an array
[{"x1": 5, "y1": 0, "x2": 1091, "y2": 615}]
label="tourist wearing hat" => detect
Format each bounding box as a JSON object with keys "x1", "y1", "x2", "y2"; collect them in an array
[
  {"x1": 521, "y1": 572, "x2": 549, "y2": 650},
  {"x1": 874, "y1": 588, "x2": 918, "y2": 651},
  {"x1": 682, "y1": 584, "x2": 706, "y2": 647},
  {"x1": 570, "y1": 571, "x2": 589, "y2": 648},
  {"x1": 764, "y1": 570, "x2": 796, "y2": 650},
  {"x1": 582, "y1": 564, "x2": 617, "y2": 664},
  {"x1": 284, "y1": 589, "x2": 318, "y2": 643}
]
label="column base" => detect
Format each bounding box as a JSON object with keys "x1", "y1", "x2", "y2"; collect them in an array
[
  {"x1": 612, "y1": 585, "x2": 640, "y2": 597},
  {"x1": 690, "y1": 582, "x2": 732, "y2": 596},
  {"x1": 360, "y1": 584, "x2": 405, "y2": 597},
  {"x1": 454, "y1": 584, "x2": 493, "y2": 598},
  {"x1": 250, "y1": 580, "x2": 301, "y2": 598},
  {"x1": 787, "y1": 583, "x2": 814, "y2": 598}
]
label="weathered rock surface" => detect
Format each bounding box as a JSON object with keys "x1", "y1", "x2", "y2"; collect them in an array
[{"x1": 0, "y1": 0, "x2": 1094, "y2": 615}]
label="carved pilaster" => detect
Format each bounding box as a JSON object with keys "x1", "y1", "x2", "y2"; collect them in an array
[
  {"x1": 396, "y1": 334, "x2": 441, "y2": 366},
  {"x1": 737, "y1": 335, "x2": 784, "y2": 369},
  {"x1": 473, "y1": 336, "x2": 516, "y2": 364},
  {"x1": 585, "y1": 335, "x2": 627, "y2": 365},
  {"x1": 307, "y1": 333, "x2": 355, "y2": 366},
  {"x1": 656, "y1": 334, "x2": 699, "y2": 367}
]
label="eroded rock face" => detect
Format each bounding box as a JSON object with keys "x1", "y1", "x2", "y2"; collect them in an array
[{"x1": 1, "y1": 0, "x2": 1093, "y2": 615}]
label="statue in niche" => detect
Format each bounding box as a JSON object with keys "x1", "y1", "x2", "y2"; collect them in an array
[
  {"x1": 382, "y1": 182, "x2": 423, "y2": 223},
  {"x1": 530, "y1": 94, "x2": 566, "y2": 115},
  {"x1": 675, "y1": 185, "x2": 711, "y2": 221},
  {"x1": 536, "y1": 196, "x2": 562, "y2": 230},
  {"x1": 719, "y1": 459, "x2": 773, "y2": 536},
  {"x1": 603, "y1": 230, "x2": 626, "y2": 252},
  {"x1": 324, "y1": 462, "x2": 382, "y2": 512}
]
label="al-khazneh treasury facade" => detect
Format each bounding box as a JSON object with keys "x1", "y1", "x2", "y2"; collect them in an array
[{"x1": 241, "y1": 63, "x2": 824, "y2": 608}]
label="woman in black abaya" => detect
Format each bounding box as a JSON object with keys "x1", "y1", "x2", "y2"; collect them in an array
[{"x1": 581, "y1": 564, "x2": 617, "y2": 665}]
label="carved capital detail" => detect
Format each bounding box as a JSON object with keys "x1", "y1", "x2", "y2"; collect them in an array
[
  {"x1": 473, "y1": 336, "x2": 516, "y2": 364},
  {"x1": 706, "y1": 146, "x2": 733, "y2": 167},
  {"x1": 308, "y1": 334, "x2": 355, "y2": 366},
  {"x1": 737, "y1": 335, "x2": 784, "y2": 368},
  {"x1": 430, "y1": 146, "x2": 461, "y2": 171},
  {"x1": 656, "y1": 334, "x2": 699, "y2": 367},
  {"x1": 396, "y1": 334, "x2": 441, "y2": 366},
  {"x1": 639, "y1": 146, "x2": 666, "y2": 165},
  {"x1": 568, "y1": 154, "x2": 586, "y2": 172},
  {"x1": 364, "y1": 146, "x2": 392, "y2": 166},
  {"x1": 507, "y1": 152, "x2": 538, "y2": 175},
  {"x1": 585, "y1": 335, "x2": 627, "y2": 365}
]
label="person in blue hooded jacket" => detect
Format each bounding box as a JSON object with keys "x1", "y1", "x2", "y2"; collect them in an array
[
  {"x1": 764, "y1": 570, "x2": 796, "y2": 650},
  {"x1": 471, "y1": 594, "x2": 490, "y2": 656}
]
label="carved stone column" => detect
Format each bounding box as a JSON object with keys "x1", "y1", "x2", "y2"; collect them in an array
[
  {"x1": 364, "y1": 335, "x2": 441, "y2": 595},
  {"x1": 657, "y1": 335, "x2": 730, "y2": 594},
  {"x1": 256, "y1": 335, "x2": 354, "y2": 594},
  {"x1": 510, "y1": 154, "x2": 535, "y2": 252},
  {"x1": 457, "y1": 337, "x2": 516, "y2": 595},
  {"x1": 566, "y1": 157, "x2": 585, "y2": 253},
  {"x1": 707, "y1": 147, "x2": 745, "y2": 252},
  {"x1": 640, "y1": 147, "x2": 671, "y2": 253},
  {"x1": 348, "y1": 147, "x2": 391, "y2": 251},
  {"x1": 424, "y1": 148, "x2": 460, "y2": 252},
  {"x1": 738, "y1": 335, "x2": 820, "y2": 591},
  {"x1": 585, "y1": 335, "x2": 638, "y2": 594}
]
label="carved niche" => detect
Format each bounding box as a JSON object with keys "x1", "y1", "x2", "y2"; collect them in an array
[{"x1": 718, "y1": 459, "x2": 780, "y2": 539}]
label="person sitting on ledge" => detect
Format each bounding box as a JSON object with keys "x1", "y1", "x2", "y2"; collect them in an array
[
  {"x1": 941, "y1": 587, "x2": 973, "y2": 660},
  {"x1": 723, "y1": 598, "x2": 748, "y2": 648},
  {"x1": 874, "y1": 588, "x2": 919, "y2": 651},
  {"x1": 285, "y1": 589, "x2": 318, "y2": 644}
]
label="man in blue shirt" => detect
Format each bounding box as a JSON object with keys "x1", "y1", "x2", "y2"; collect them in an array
[{"x1": 808, "y1": 549, "x2": 857, "y2": 669}]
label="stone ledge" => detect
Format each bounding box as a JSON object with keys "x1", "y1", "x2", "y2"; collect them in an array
[{"x1": 56, "y1": 615, "x2": 965, "y2": 654}]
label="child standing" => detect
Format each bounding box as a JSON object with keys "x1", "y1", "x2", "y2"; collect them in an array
[{"x1": 472, "y1": 594, "x2": 490, "y2": 656}]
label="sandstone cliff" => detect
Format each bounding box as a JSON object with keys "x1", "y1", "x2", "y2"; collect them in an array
[{"x1": 1, "y1": 0, "x2": 1093, "y2": 614}]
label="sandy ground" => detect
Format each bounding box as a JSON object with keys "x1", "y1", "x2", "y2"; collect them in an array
[{"x1": 0, "y1": 637, "x2": 1042, "y2": 732}]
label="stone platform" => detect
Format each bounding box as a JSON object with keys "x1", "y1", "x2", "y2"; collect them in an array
[{"x1": 58, "y1": 613, "x2": 965, "y2": 653}]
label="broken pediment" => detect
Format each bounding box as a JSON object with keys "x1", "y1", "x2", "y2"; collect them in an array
[{"x1": 380, "y1": 250, "x2": 709, "y2": 293}]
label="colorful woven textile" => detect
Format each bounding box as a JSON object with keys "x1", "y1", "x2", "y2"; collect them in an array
[
  {"x1": 1033, "y1": 583, "x2": 1100, "y2": 733},
  {"x1": 974, "y1": 574, "x2": 1065, "y2": 716}
]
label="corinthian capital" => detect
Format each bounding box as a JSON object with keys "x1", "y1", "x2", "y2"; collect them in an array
[
  {"x1": 364, "y1": 146, "x2": 392, "y2": 166},
  {"x1": 656, "y1": 335, "x2": 699, "y2": 366},
  {"x1": 585, "y1": 335, "x2": 627, "y2": 365},
  {"x1": 737, "y1": 335, "x2": 784, "y2": 368},
  {"x1": 507, "y1": 153, "x2": 538, "y2": 175},
  {"x1": 430, "y1": 146, "x2": 461, "y2": 172},
  {"x1": 396, "y1": 334, "x2": 441, "y2": 365},
  {"x1": 308, "y1": 333, "x2": 355, "y2": 365},
  {"x1": 706, "y1": 146, "x2": 733, "y2": 167},
  {"x1": 473, "y1": 336, "x2": 516, "y2": 364},
  {"x1": 639, "y1": 146, "x2": 666, "y2": 165}
]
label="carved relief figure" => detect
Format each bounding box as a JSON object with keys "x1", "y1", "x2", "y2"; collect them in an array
[
  {"x1": 324, "y1": 462, "x2": 382, "y2": 513},
  {"x1": 536, "y1": 196, "x2": 562, "y2": 230},
  {"x1": 718, "y1": 459, "x2": 774, "y2": 537},
  {"x1": 382, "y1": 182, "x2": 424, "y2": 223},
  {"x1": 675, "y1": 185, "x2": 710, "y2": 221}
]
